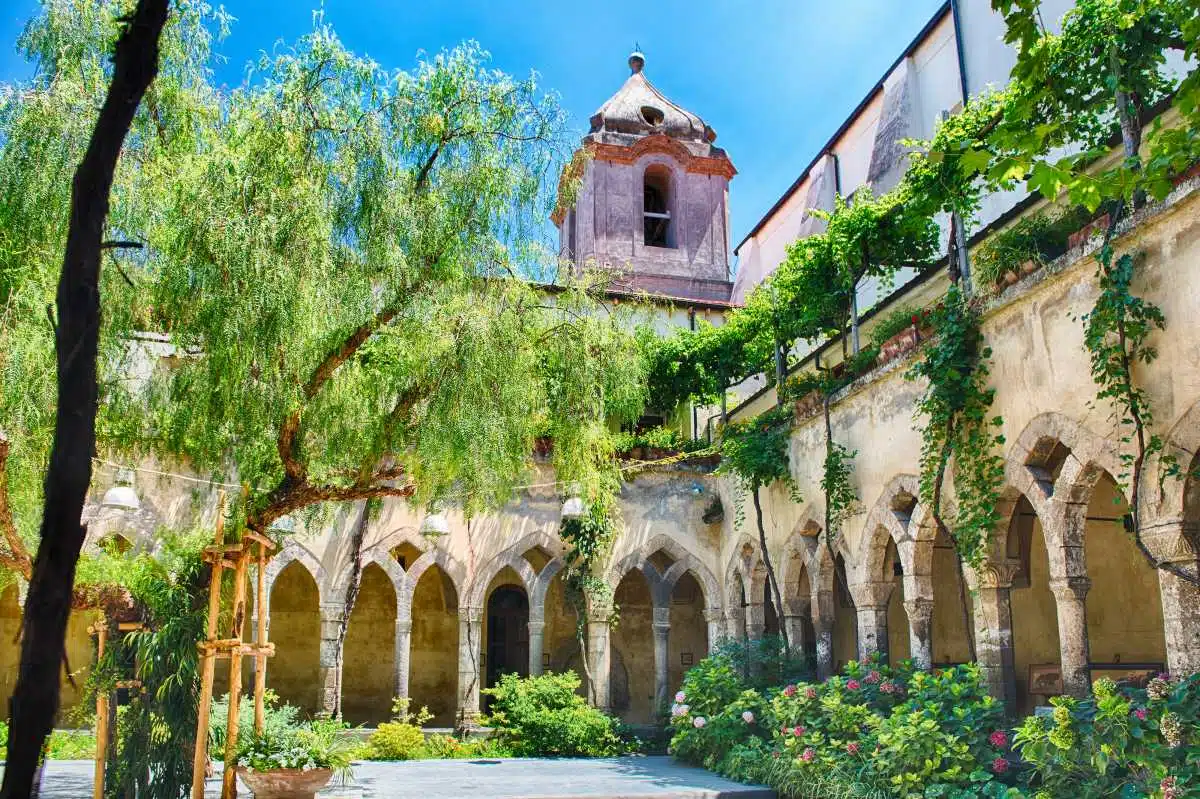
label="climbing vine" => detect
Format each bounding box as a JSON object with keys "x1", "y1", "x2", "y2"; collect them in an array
[
  {"x1": 718, "y1": 405, "x2": 798, "y2": 650},
  {"x1": 557, "y1": 499, "x2": 620, "y2": 704},
  {"x1": 907, "y1": 286, "x2": 1006, "y2": 569},
  {"x1": 1082, "y1": 238, "x2": 1198, "y2": 584}
]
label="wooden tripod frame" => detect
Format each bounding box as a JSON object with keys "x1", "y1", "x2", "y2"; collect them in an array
[{"x1": 190, "y1": 492, "x2": 276, "y2": 799}]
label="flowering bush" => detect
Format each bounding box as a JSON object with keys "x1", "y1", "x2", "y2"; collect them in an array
[
  {"x1": 671, "y1": 647, "x2": 1200, "y2": 799},
  {"x1": 671, "y1": 654, "x2": 1019, "y2": 797},
  {"x1": 1012, "y1": 673, "x2": 1200, "y2": 798}
]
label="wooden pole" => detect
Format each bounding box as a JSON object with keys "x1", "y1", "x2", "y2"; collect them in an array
[
  {"x1": 221, "y1": 542, "x2": 250, "y2": 798},
  {"x1": 254, "y1": 543, "x2": 267, "y2": 735},
  {"x1": 92, "y1": 615, "x2": 108, "y2": 799},
  {"x1": 191, "y1": 490, "x2": 226, "y2": 799}
]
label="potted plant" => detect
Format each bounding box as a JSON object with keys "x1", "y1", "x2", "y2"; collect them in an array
[{"x1": 236, "y1": 718, "x2": 356, "y2": 799}]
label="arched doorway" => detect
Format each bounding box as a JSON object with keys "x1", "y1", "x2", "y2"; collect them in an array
[
  {"x1": 485, "y1": 586, "x2": 529, "y2": 692},
  {"x1": 1083, "y1": 474, "x2": 1166, "y2": 681},
  {"x1": 833, "y1": 555, "x2": 857, "y2": 670},
  {"x1": 612, "y1": 569, "x2": 653, "y2": 722},
  {"x1": 931, "y1": 527, "x2": 973, "y2": 666},
  {"x1": 269, "y1": 562, "x2": 321, "y2": 714},
  {"x1": 342, "y1": 564, "x2": 396, "y2": 725},
  {"x1": 1009, "y1": 494, "x2": 1061, "y2": 713},
  {"x1": 882, "y1": 538, "x2": 908, "y2": 666},
  {"x1": 410, "y1": 564, "x2": 458, "y2": 726},
  {"x1": 668, "y1": 572, "x2": 708, "y2": 701}
]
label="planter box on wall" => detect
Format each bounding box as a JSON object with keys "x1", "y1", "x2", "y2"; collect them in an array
[{"x1": 1068, "y1": 213, "x2": 1111, "y2": 250}]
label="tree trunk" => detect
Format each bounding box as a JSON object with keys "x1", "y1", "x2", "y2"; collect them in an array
[
  {"x1": 752, "y1": 486, "x2": 789, "y2": 651},
  {"x1": 331, "y1": 502, "x2": 372, "y2": 719},
  {"x1": 0, "y1": 3, "x2": 168, "y2": 796}
]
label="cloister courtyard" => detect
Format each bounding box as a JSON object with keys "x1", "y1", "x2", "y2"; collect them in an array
[{"x1": 1, "y1": 0, "x2": 1199, "y2": 798}]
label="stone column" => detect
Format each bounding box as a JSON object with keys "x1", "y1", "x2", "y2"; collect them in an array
[
  {"x1": 1049, "y1": 576, "x2": 1092, "y2": 697},
  {"x1": 852, "y1": 583, "x2": 893, "y2": 663},
  {"x1": 783, "y1": 598, "x2": 810, "y2": 655},
  {"x1": 813, "y1": 589, "x2": 835, "y2": 680},
  {"x1": 973, "y1": 563, "x2": 1019, "y2": 713},
  {"x1": 1145, "y1": 523, "x2": 1200, "y2": 677},
  {"x1": 457, "y1": 606, "x2": 484, "y2": 727},
  {"x1": 652, "y1": 605, "x2": 671, "y2": 714},
  {"x1": 528, "y1": 619, "x2": 546, "y2": 677},
  {"x1": 586, "y1": 614, "x2": 612, "y2": 713},
  {"x1": 903, "y1": 598, "x2": 934, "y2": 671},
  {"x1": 394, "y1": 618, "x2": 412, "y2": 700},
  {"x1": 724, "y1": 607, "x2": 746, "y2": 642},
  {"x1": 856, "y1": 604, "x2": 890, "y2": 663},
  {"x1": 703, "y1": 608, "x2": 723, "y2": 652},
  {"x1": 317, "y1": 601, "x2": 346, "y2": 716},
  {"x1": 745, "y1": 598, "x2": 766, "y2": 641}
]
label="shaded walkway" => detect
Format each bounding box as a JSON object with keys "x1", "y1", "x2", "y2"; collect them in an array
[{"x1": 10, "y1": 757, "x2": 773, "y2": 798}]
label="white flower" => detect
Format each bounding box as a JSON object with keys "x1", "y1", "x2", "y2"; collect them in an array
[
  {"x1": 692, "y1": 716, "x2": 707, "y2": 728},
  {"x1": 675, "y1": 691, "x2": 686, "y2": 703},
  {"x1": 671, "y1": 703, "x2": 689, "y2": 717},
  {"x1": 742, "y1": 710, "x2": 755, "y2": 724}
]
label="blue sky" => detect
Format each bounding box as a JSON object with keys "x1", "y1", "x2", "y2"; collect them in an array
[{"x1": 0, "y1": 0, "x2": 946, "y2": 265}]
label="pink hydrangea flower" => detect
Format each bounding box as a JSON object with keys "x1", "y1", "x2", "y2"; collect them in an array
[
  {"x1": 801, "y1": 747, "x2": 815, "y2": 763},
  {"x1": 846, "y1": 742, "x2": 860, "y2": 755},
  {"x1": 805, "y1": 686, "x2": 818, "y2": 699},
  {"x1": 991, "y1": 758, "x2": 1009, "y2": 775},
  {"x1": 989, "y1": 730, "x2": 1008, "y2": 748},
  {"x1": 1161, "y1": 776, "x2": 1178, "y2": 799},
  {"x1": 742, "y1": 711, "x2": 755, "y2": 724},
  {"x1": 692, "y1": 716, "x2": 706, "y2": 729},
  {"x1": 675, "y1": 691, "x2": 686, "y2": 703},
  {"x1": 782, "y1": 684, "x2": 797, "y2": 697},
  {"x1": 1132, "y1": 707, "x2": 1148, "y2": 721},
  {"x1": 865, "y1": 670, "x2": 882, "y2": 684},
  {"x1": 792, "y1": 726, "x2": 806, "y2": 737},
  {"x1": 846, "y1": 679, "x2": 861, "y2": 691}
]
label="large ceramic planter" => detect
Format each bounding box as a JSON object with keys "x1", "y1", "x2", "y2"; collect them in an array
[{"x1": 237, "y1": 767, "x2": 334, "y2": 799}]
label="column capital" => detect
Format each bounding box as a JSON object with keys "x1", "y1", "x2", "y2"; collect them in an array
[
  {"x1": 395, "y1": 619, "x2": 413, "y2": 635},
  {"x1": 652, "y1": 606, "x2": 670, "y2": 628},
  {"x1": 902, "y1": 597, "x2": 934, "y2": 625},
  {"x1": 1142, "y1": 521, "x2": 1199, "y2": 565},
  {"x1": 1049, "y1": 576, "x2": 1092, "y2": 603},
  {"x1": 703, "y1": 607, "x2": 722, "y2": 624},
  {"x1": 977, "y1": 559, "x2": 1022, "y2": 590},
  {"x1": 527, "y1": 620, "x2": 546, "y2": 633},
  {"x1": 460, "y1": 605, "x2": 484, "y2": 623},
  {"x1": 849, "y1": 581, "x2": 894, "y2": 609},
  {"x1": 318, "y1": 601, "x2": 348, "y2": 618}
]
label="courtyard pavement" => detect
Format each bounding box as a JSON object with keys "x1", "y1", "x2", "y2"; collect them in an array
[{"x1": 7, "y1": 757, "x2": 774, "y2": 798}]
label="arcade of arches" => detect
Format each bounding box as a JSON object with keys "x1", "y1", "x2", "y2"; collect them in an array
[{"x1": 5, "y1": 186, "x2": 1199, "y2": 727}]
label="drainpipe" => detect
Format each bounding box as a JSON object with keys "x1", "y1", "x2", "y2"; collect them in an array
[
  {"x1": 689, "y1": 308, "x2": 698, "y2": 437},
  {"x1": 949, "y1": 0, "x2": 971, "y2": 106}
]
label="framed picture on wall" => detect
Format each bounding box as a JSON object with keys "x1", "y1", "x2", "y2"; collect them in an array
[{"x1": 1028, "y1": 663, "x2": 1063, "y2": 696}]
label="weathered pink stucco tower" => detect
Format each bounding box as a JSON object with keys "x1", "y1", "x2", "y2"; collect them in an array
[{"x1": 555, "y1": 52, "x2": 736, "y2": 304}]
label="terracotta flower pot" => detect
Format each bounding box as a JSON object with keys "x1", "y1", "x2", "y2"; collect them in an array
[
  {"x1": 237, "y1": 767, "x2": 334, "y2": 799},
  {"x1": 1003, "y1": 270, "x2": 1019, "y2": 285},
  {"x1": 1020, "y1": 258, "x2": 1038, "y2": 275},
  {"x1": 876, "y1": 326, "x2": 921, "y2": 366},
  {"x1": 1068, "y1": 213, "x2": 1111, "y2": 250}
]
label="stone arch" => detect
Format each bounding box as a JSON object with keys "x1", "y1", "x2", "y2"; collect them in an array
[
  {"x1": 265, "y1": 543, "x2": 327, "y2": 610},
  {"x1": 400, "y1": 548, "x2": 466, "y2": 612},
  {"x1": 856, "y1": 475, "x2": 924, "y2": 590},
  {"x1": 468, "y1": 552, "x2": 538, "y2": 610},
  {"x1": 329, "y1": 545, "x2": 407, "y2": 605},
  {"x1": 1151, "y1": 399, "x2": 1200, "y2": 523}
]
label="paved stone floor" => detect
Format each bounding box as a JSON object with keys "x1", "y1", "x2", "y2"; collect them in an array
[{"x1": 7, "y1": 757, "x2": 774, "y2": 798}]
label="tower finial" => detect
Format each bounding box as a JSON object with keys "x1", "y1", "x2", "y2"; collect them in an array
[{"x1": 628, "y1": 47, "x2": 645, "y2": 74}]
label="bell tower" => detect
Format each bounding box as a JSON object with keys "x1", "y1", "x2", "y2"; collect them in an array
[{"x1": 555, "y1": 52, "x2": 736, "y2": 304}]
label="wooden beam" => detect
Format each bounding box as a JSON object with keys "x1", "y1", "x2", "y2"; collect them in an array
[{"x1": 191, "y1": 490, "x2": 226, "y2": 799}]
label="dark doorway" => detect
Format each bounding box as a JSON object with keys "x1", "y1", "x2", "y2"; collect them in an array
[{"x1": 485, "y1": 586, "x2": 530, "y2": 707}]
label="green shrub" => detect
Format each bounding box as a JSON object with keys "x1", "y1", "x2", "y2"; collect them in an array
[
  {"x1": 972, "y1": 205, "x2": 1093, "y2": 289},
  {"x1": 209, "y1": 689, "x2": 302, "y2": 756},
  {"x1": 365, "y1": 721, "x2": 427, "y2": 761},
  {"x1": 867, "y1": 304, "x2": 930, "y2": 350},
  {"x1": 236, "y1": 717, "x2": 357, "y2": 777},
  {"x1": 45, "y1": 729, "x2": 97, "y2": 760},
  {"x1": 482, "y1": 671, "x2": 625, "y2": 757}
]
